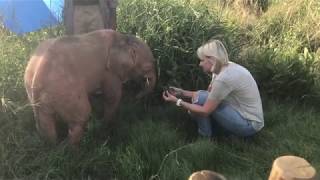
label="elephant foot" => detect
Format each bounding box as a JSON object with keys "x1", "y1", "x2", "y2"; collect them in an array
[
  {"x1": 91, "y1": 118, "x2": 117, "y2": 142},
  {"x1": 37, "y1": 110, "x2": 58, "y2": 145}
]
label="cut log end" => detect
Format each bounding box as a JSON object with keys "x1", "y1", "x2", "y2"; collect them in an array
[{"x1": 269, "y1": 155, "x2": 317, "y2": 180}]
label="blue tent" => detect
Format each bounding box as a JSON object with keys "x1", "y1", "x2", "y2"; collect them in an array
[{"x1": 0, "y1": 0, "x2": 64, "y2": 35}]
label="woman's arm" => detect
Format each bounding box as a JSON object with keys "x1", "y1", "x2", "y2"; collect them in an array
[
  {"x1": 180, "y1": 89, "x2": 195, "y2": 98},
  {"x1": 169, "y1": 87, "x2": 195, "y2": 98},
  {"x1": 163, "y1": 91, "x2": 220, "y2": 117}
]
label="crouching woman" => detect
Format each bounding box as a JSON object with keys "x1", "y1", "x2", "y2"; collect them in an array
[{"x1": 163, "y1": 40, "x2": 264, "y2": 137}]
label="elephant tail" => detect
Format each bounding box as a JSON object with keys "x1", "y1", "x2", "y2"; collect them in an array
[{"x1": 25, "y1": 56, "x2": 45, "y2": 125}]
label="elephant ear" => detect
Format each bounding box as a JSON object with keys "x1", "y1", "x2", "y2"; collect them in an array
[
  {"x1": 106, "y1": 35, "x2": 139, "y2": 81},
  {"x1": 126, "y1": 35, "x2": 141, "y2": 66}
]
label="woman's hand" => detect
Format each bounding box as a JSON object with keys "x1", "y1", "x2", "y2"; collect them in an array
[
  {"x1": 168, "y1": 86, "x2": 183, "y2": 97},
  {"x1": 162, "y1": 90, "x2": 178, "y2": 103}
]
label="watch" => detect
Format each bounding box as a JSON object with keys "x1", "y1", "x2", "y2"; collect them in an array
[{"x1": 176, "y1": 99, "x2": 183, "y2": 106}]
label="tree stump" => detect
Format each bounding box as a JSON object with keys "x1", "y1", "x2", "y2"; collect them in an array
[
  {"x1": 64, "y1": 0, "x2": 118, "y2": 35},
  {"x1": 188, "y1": 170, "x2": 226, "y2": 180},
  {"x1": 268, "y1": 155, "x2": 317, "y2": 180}
]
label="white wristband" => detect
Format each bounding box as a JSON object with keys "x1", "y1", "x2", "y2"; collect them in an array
[{"x1": 176, "y1": 99, "x2": 183, "y2": 106}]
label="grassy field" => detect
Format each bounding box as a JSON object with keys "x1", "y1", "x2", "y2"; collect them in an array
[{"x1": 0, "y1": 0, "x2": 319, "y2": 179}]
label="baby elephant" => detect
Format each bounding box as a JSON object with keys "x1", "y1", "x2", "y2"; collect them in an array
[{"x1": 24, "y1": 29, "x2": 156, "y2": 146}]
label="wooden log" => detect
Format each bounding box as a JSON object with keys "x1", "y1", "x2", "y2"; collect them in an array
[
  {"x1": 188, "y1": 170, "x2": 226, "y2": 180},
  {"x1": 64, "y1": 0, "x2": 74, "y2": 35},
  {"x1": 268, "y1": 155, "x2": 316, "y2": 180},
  {"x1": 73, "y1": 5, "x2": 104, "y2": 34},
  {"x1": 99, "y1": 0, "x2": 117, "y2": 29},
  {"x1": 63, "y1": 0, "x2": 118, "y2": 35}
]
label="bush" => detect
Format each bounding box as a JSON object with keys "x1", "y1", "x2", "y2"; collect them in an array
[
  {"x1": 251, "y1": 0, "x2": 320, "y2": 53},
  {"x1": 241, "y1": 48, "x2": 319, "y2": 102},
  {"x1": 0, "y1": 26, "x2": 64, "y2": 103},
  {"x1": 221, "y1": 0, "x2": 269, "y2": 12},
  {"x1": 231, "y1": 0, "x2": 320, "y2": 104},
  {"x1": 117, "y1": 0, "x2": 242, "y2": 98},
  {"x1": 117, "y1": 0, "x2": 320, "y2": 105}
]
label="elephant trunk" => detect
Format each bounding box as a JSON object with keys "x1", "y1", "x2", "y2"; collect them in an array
[{"x1": 135, "y1": 71, "x2": 156, "y2": 99}]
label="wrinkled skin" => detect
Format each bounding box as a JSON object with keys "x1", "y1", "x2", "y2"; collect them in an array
[{"x1": 24, "y1": 30, "x2": 156, "y2": 146}]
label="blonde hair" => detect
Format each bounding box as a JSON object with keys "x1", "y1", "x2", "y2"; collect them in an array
[{"x1": 197, "y1": 40, "x2": 229, "y2": 65}]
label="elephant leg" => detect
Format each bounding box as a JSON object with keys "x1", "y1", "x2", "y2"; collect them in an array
[
  {"x1": 103, "y1": 75, "x2": 122, "y2": 126},
  {"x1": 56, "y1": 92, "x2": 91, "y2": 146},
  {"x1": 37, "y1": 108, "x2": 58, "y2": 144},
  {"x1": 103, "y1": 94, "x2": 121, "y2": 126},
  {"x1": 68, "y1": 122, "x2": 86, "y2": 146},
  {"x1": 68, "y1": 99, "x2": 91, "y2": 146}
]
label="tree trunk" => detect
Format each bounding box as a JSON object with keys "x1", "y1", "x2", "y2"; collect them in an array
[
  {"x1": 99, "y1": 0, "x2": 118, "y2": 30},
  {"x1": 64, "y1": 0, "x2": 118, "y2": 35},
  {"x1": 64, "y1": 0, "x2": 74, "y2": 35}
]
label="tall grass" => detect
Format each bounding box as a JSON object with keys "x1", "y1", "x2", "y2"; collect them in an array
[
  {"x1": 239, "y1": 0, "x2": 320, "y2": 103},
  {"x1": 118, "y1": 0, "x2": 320, "y2": 104},
  {"x1": 117, "y1": 0, "x2": 242, "y2": 93},
  {"x1": 1, "y1": 99, "x2": 319, "y2": 179},
  {"x1": 252, "y1": 0, "x2": 320, "y2": 52}
]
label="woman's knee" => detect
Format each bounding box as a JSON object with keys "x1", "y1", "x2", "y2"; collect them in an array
[{"x1": 192, "y1": 90, "x2": 209, "y2": 105}]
